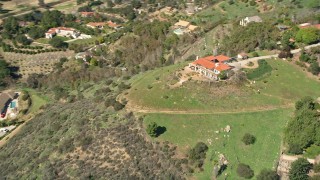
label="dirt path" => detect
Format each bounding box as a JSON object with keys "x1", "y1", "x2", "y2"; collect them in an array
[{"x1": 125, "y1": 102, "x2": 294, "y2": 115}]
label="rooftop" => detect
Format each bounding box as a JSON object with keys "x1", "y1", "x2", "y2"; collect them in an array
[
  {"x1": 174, "y1": 20, "x2": 190, "y2": 27},
  {"x1": 191, "y1": 55, "x2": 232, "y2": 70}
]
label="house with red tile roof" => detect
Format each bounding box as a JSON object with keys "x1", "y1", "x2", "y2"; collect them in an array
[{"x1": 188, "y1": 55, "x2": 233, "y2": 80}]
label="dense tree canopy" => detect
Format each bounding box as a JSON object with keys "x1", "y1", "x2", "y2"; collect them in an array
[
  {"x1": 220, "y1": 22, "x2": 279, "y2": 55},
  {"x1": 285, "y1": 97, "x2": 320, "y2": 154},
  {"x1": 289, "y1": 158, "x2": 312, "y2": 180},
  {"x1": 0, "y1": 60, "x2": 11, "y2": 87},
  {"x1": 41, "y1": 10, "x2": 64, "y2": 29}
]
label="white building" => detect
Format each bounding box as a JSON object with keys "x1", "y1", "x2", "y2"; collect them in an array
[{"x1": 45, "y1": 27, "x2": 80, "y2": 39}]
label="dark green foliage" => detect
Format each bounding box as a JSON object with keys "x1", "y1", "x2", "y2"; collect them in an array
[
  {"x1": 41, "y1": 10, "x2": 64, "y2": 29},
  {"x1": 146, "y1": 122, "x2": 158, "y2": 137},
  {"x1": 188, "y1": 142, "x2": 208, "y2": 168},
  {"x1": 49, "y1": 37, "x2": 68, "y2": 48},
  {"x1": 237, "y1": 163, "x2": 254, "y2": 179},
  {"x1": 0, "y1": 59, "x2": 10, "y2": 87},
  {"x1": 3, "y1": 17, "x2": 19, "y2": 35},
  {"x1": 15, "y1": 35, "x2": 31, "y2": 45},
  {"x1": 246, "y1": 60, "x2": 272, "y2": 80},
  {"x1": 256, "y1": 169, "x2": 279, "y2": 180},
  {"x1": 285, "y1": 97, "x2": 320, "y2": 154},
  {"x1": 289, "y1": 158, "x2": 312, "y2": 180},
  {"x1": 28, "y1": 27, "x2": 46, "y2": 39},
  {"x1": 220, "y1": 22, "x2": 279, "y2": 55},
  {"x1": 242, "y1": 133, "x2": 256, "y2": 145}
]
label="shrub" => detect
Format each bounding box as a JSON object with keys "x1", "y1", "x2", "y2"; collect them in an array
[
  {"x1": 289, "y1": 158, "x2": 312, "y2": 180},
  {"x1": 237, "y1": 163, "x2": 254, "y2": 179},
  {"x1": 113, "y1": 101, "x2": 124, "y2": 111},
  {"x1": 242, "y1": 133, "x2": 256, "y2": 145},
  {"x1": 188, "y1": 142, "x2": 208, "y2": 168},
  {"x1": 146, "y1": 122, "x2": 158, "y2": 137},
  {"x1": 257, "y1": 169, "x2": 279, "y2": 180}
]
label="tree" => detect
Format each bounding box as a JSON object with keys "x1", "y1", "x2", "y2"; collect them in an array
[
  {"x1": 3, "y1": 16, "x2": 19, "y2": 35},
  {"x1": 146, "y1": 122, "x2": 158, "y2": 137},
  {"x1": 257, "y1": 169, "x2": 279, "y2": 180},
  {"x1": 295, "y1": 28, "x2": 320, "y2": 45},
  {"x1": 237, "y1": 163, "x2": 254, "y2": 179},
  {"x1": 289, "y1": 158, "x2": 312, "y2": 180},
  {"x1": 15, "y1": 34, "x2": 31, "y2": 45},
  {"x1": 0, "y1": 60, "x2": 10, "y2": 87},
  {"x1": 28, "y1": 27, "x2": 46, "y2": 39},
  {"x1": 188, "y1": 142, "x2": 208, "y2": 167},
  {"x1": 49, "y1": 37, "x2": 68, "y2": 48},
  {"x1": 242, "y1": 133, "x2": 256, "y2": 145},
  {"x1": 41, "y1": 10, "x2": 64, "y2": 29},
  {"x1": 131, "y1": 0, "x2": 142, "y2": 9}
]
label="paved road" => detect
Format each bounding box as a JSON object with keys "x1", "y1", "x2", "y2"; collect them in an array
[{"x1": 229, "y1": 42, "x2": 320, "y2": 69}]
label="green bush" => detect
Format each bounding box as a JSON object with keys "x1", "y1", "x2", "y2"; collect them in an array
[
  {"x1": 237, "y1": 163, "x2": 254, "y2": 179},
  {"x1": 246, "y1": 59, "x2": 272, "y2": 80},
  {"x1": 257, "y1": 169, "x2": 279, "y2": 180},
  {"x1": 289, "y1": 158, "x2": 312, "y2": 180},
  {"x1": 242, "y1": 133, "x2": 256, "y2": 145}
]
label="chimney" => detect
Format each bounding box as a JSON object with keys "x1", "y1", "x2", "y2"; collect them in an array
[{"x1": 196, "y1": 56, "x2": 199, "y2": 60}]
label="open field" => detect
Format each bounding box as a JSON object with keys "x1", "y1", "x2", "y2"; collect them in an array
[
  {"x1": 126, "y1": 59, "x2": 320, "y2": 113},
  {"x1": 26, "y1": 89, "x2": 50, "y2": 113},
  {"x1": 144, "y1": 108, "x2": 291, "y2": 179}
]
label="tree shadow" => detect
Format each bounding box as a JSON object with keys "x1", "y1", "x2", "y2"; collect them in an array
[{"x1": 156, "y1": 126, "x2": 166, "y2": 137}]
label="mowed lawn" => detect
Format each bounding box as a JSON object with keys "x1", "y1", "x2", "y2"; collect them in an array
[
  {"x1": 127, "y1": 59, "x2": 320, "y2": 112},
  {"x1": 144, "y1": 108, "x2": 292, "y2": 179}
]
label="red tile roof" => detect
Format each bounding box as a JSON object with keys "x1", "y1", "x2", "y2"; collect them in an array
[
  {"x1": 107, "y1": 21, "x2": 120, "y2": 28},
  {"x1": 191, "y1": 55, "x2": 232, "y2": 71},
  {"x1": 299, "y1": 24, "x2": 320, "y2": 30},
  {"x1": 193, "y1": 58, "x2": 215, "y2": 69},
  {"x1": 215, "y1": 63, "x2": 232, "y2": 71}
]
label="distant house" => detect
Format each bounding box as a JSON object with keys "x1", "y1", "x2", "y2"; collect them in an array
[
  {"x1": 237, "y1": 52, "x2": 248, "y2": 60},
  {"x1": 45, "y1": 27, "x2": 80, "y2": 39},
  {"x1": 0, "y1": 92, "x2": 17, "y2": 118},
  {"x1": 173, "y1": 20, "x2": 199, "y2": 35},
  {"x1": 80, "y1": 12, "x2": 95, "y2": 17},
  {"x1": 240, "y1": 16, "x2": 262, "y2": 26},
  {"x1": 86, "y1": 22, "x2": 106, "y2": 29},
  {"x1": 188, "y1": 55, "x2": 233, "y2": 80}
]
